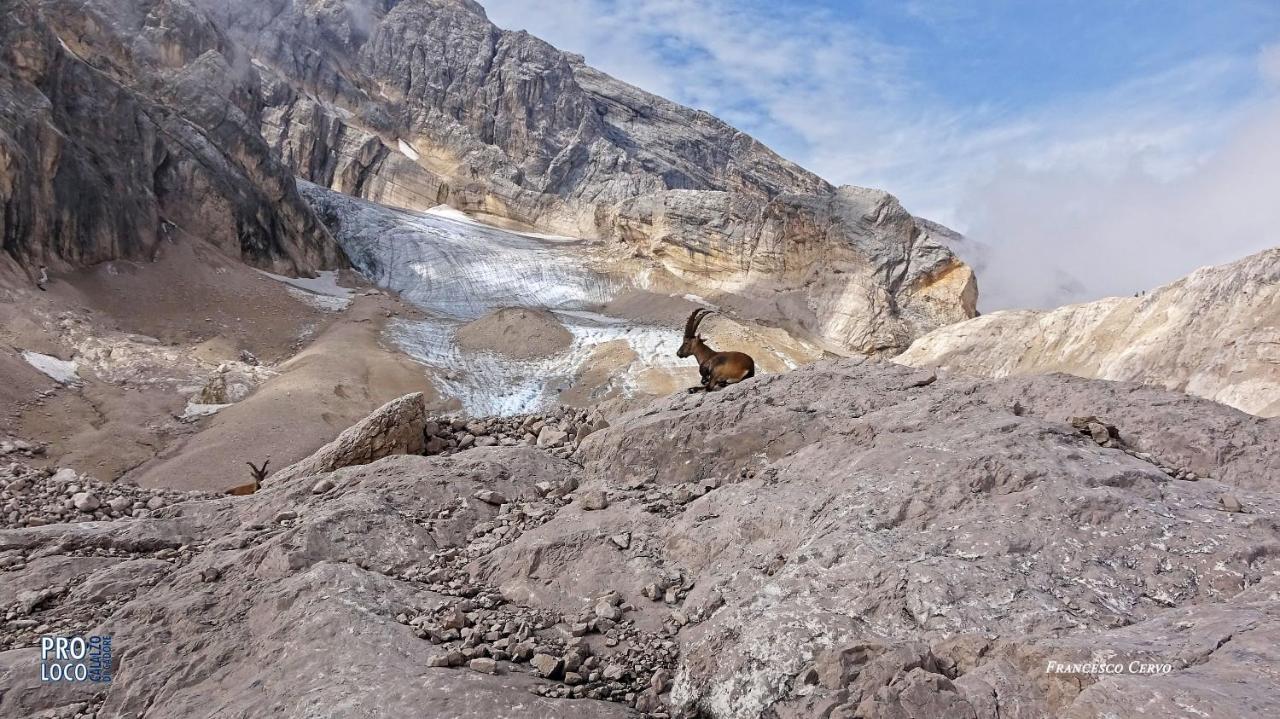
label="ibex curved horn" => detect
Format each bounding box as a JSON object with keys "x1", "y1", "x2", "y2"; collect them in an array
[
  {"x1": 684, "y1": 308, "x2": 714, "y2": 338},
  {"x1": 227, "y1": 458, "x2": 270, "y2": 496}
]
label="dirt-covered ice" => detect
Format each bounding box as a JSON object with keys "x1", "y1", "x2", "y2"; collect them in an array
[{"x1": 302, "y1": 184, "x2": 824, "y2": 415}]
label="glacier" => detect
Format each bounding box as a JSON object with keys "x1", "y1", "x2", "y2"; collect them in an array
[{"x1": 301, "y1": 183, "x2": 690, "y2": 415}]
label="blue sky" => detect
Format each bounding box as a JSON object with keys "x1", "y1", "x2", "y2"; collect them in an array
[{"x1": 482, "y1": 0, "x2": 1280, "y2": 308}]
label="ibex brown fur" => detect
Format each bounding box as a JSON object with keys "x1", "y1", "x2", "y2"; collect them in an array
[
  {"x1": 676, "y1": 309, "x2": 755, "y2": 393},
  {"x1": 226, "y1": 459, "x2": 269, "y2": 496}
]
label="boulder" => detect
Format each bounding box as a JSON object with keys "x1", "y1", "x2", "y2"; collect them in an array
[
  {"x1": 71, "y1": 492, "x2": 100, "y2": 512},
  {"x1": 537, "y1": 426, "x2": 569, "y2": 448},
  {"x1": 271, "y1": 393, "x2": 427, "y2": 483}
]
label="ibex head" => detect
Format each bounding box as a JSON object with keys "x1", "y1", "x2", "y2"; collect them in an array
[
  {"x1": 246, "y1": 459, "x2": 270, "y2": 486},
  {"x1": 227, "y1": 459, "x2": 270, "y2": 496},
  {"x1": 677, "y1": 309, "x2": 714, "y2": 358}
]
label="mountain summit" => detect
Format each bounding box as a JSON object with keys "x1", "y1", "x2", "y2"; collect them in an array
[{"x1": 1, "y1": 0, "x2": 975, "y2": 354}]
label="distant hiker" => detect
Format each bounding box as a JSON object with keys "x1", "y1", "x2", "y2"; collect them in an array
[{"x1": 36, "y1": 266, "x2": 48, "y2": 291}]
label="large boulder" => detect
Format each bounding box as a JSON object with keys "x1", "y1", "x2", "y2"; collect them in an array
[{"x1": 270, "y1": 393, "x2": 428, "y2": 483}]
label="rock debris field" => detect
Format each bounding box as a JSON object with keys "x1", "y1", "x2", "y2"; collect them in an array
[{"x1": 2, "y1": 358, "x2": 1279, "y2": 718}]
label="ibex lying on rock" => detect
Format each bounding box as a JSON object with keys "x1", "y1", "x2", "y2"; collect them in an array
[
  {"x1": 226, "y1": 459, "x2": 269, "y2": 496},
  {"x1": 676, "y1": 309, "x2": 755, "y2": 393}
]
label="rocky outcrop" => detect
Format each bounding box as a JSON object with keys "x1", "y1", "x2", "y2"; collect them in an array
[
  {"x1": 0, "y1": 0, "x2": 344, "y2": 278},
  {"x1": 270, "y1": 392, "x2": 427, "y2": 483},
  {"x1": 189, "y1": 0, "x2": 976, "y2": 352},
  {"x1": 3, "y1": 359, "x2": 1278, "y2": 718},
  {"x1": 199, "y1": 0, "x2": 832, "y2": 218},
  {"x1": 604, "y1": 186, "x2": 978, "y2": 352},
  {"x1": 1, "y1": 463, "x2": 215, "y2": 531},
  {"x1": 897, "y1": 247, "x2": 1280, "y2": 417}
]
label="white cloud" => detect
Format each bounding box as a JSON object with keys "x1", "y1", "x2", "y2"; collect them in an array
[
  {"x1": 965, "y1": 100, "x2": 1280, "y2": 309},
  {"x1": 481, "y1": 1, "x2": 1280, "y2": 309}
]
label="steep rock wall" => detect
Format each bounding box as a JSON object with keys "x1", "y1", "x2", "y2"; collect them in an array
[{"x1": 0, "y1": 0, "x2": 344, "y2": 277}]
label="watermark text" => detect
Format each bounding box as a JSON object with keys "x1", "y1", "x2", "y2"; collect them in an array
[
  {"x1": 1045, "y1": 659, "x2": 1172, "y2": 675},
  {"x1": 39, "y1": 635, "x2": 112, "y2": 683}
]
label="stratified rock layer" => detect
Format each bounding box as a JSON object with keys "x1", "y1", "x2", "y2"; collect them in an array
[
  {"x1": 897, "y1": 247, "x2": 1280, "y2": 417},
  {"x1": 2, "y1": 359, "x2": 1277, "y2": 718},
  {"x1": 2, "y1": 0, "x2": 974, "y2": 352}
]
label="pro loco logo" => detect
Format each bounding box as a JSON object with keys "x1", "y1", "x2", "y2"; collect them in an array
[{"x1": 39, "y1": 635, "x2": 112, "y2": 683}]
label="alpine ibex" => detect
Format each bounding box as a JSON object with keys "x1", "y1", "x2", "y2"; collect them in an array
[
  {"x1": 226, "y1": 459, "x2": 269, "y2": 496},
  {"x1": 676, "y1": 309, "x2": 755, "y2": 393}
]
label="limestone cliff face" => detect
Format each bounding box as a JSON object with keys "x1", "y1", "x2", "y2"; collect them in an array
[
  {"x1": 897, "y1": 247, "x2": 1280, "y2": 417},
  {"x1": 200, "y1": 0, "x2": 831, "y2": 214},
  {"x1": 0, "y1": 0, "x2": 344, "y2": 277},
  {"x1": 605, "y1": 187, "x2": 977, "y2": 353},
  {"x1": 192, "y1": 0, "x2": 976, "y2": 352}
]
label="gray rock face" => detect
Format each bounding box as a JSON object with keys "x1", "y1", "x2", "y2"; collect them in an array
[
  {"x1": 2, "y1": 0, "x2": 974, "y2": 352},
  {"x1": 0, "y1": 0, "x2": 344, "y2": 276},
  {"x1": 188, "y1": 0, "x2": 977, "y2": 352},
  {"x1": 2, "y1": 360, "x2": 1278, "y2": 717},
  {"x1": 603, "y1": 185, "x2": 978, "y2": 352},
  {"x1": 201, "y1": 0, "x2": 831, "y2": 212}
]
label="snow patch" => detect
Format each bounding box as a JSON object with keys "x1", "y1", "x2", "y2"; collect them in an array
[
  {"x1": 390, "y1": 311, "x2": 686, "y2": 415},
  {"x1": 397, "y1": 139, "x2": 420, "y2": 161},
  {"x1": 424, "y1": 205, "x2": 577, "y2": 243},
  {"x1": 181, "y1": 403, "x2": 229, "y2": 421},
  {"x1": 21, "y1": 351, "x2": 79, "y2": 385},
  {"x1": 424, "y1": 204, "x2": 479, "y2": 225},
  {"x1": 258, "y1": 270, "x2": 352, "y2": 311},
  {"x1": 285, "y1": 287, "x2": 349, "y2": 312}
]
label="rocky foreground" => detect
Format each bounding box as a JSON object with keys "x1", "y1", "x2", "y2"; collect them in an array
[{"x1": 2, "y1": 359, "x2": 1279, "y2": 718}]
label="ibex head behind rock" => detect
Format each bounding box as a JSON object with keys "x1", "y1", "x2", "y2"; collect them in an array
[
  {"x1": 226, "y1": 459, "x2": 269, "y2": 496},
  {"x1": 676, "y1": 309, "x2": 755, "y2": 393}
]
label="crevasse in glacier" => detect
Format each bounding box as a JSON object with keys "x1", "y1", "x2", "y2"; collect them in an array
[{"x1": 301, "y1": 183, "x2": 689, "y2": 415}]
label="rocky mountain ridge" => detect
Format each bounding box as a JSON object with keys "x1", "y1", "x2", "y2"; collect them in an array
[
  {"x1": 897, "y1": 247, "x2": 1280, "y2": 417},
  {"x1": 1, "y1": 0, "x2": 976, "y2": 354},
  {"x1": 193, "y1": 0, "x2": 978, "y2": 353},
  {"x1": 0, "y1": 0, "x2": 980, "y2": 355}
]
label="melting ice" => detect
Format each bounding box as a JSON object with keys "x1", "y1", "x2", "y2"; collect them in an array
[{"x1": 302, "y1": 184, "x2": 687, "y2": 415}]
